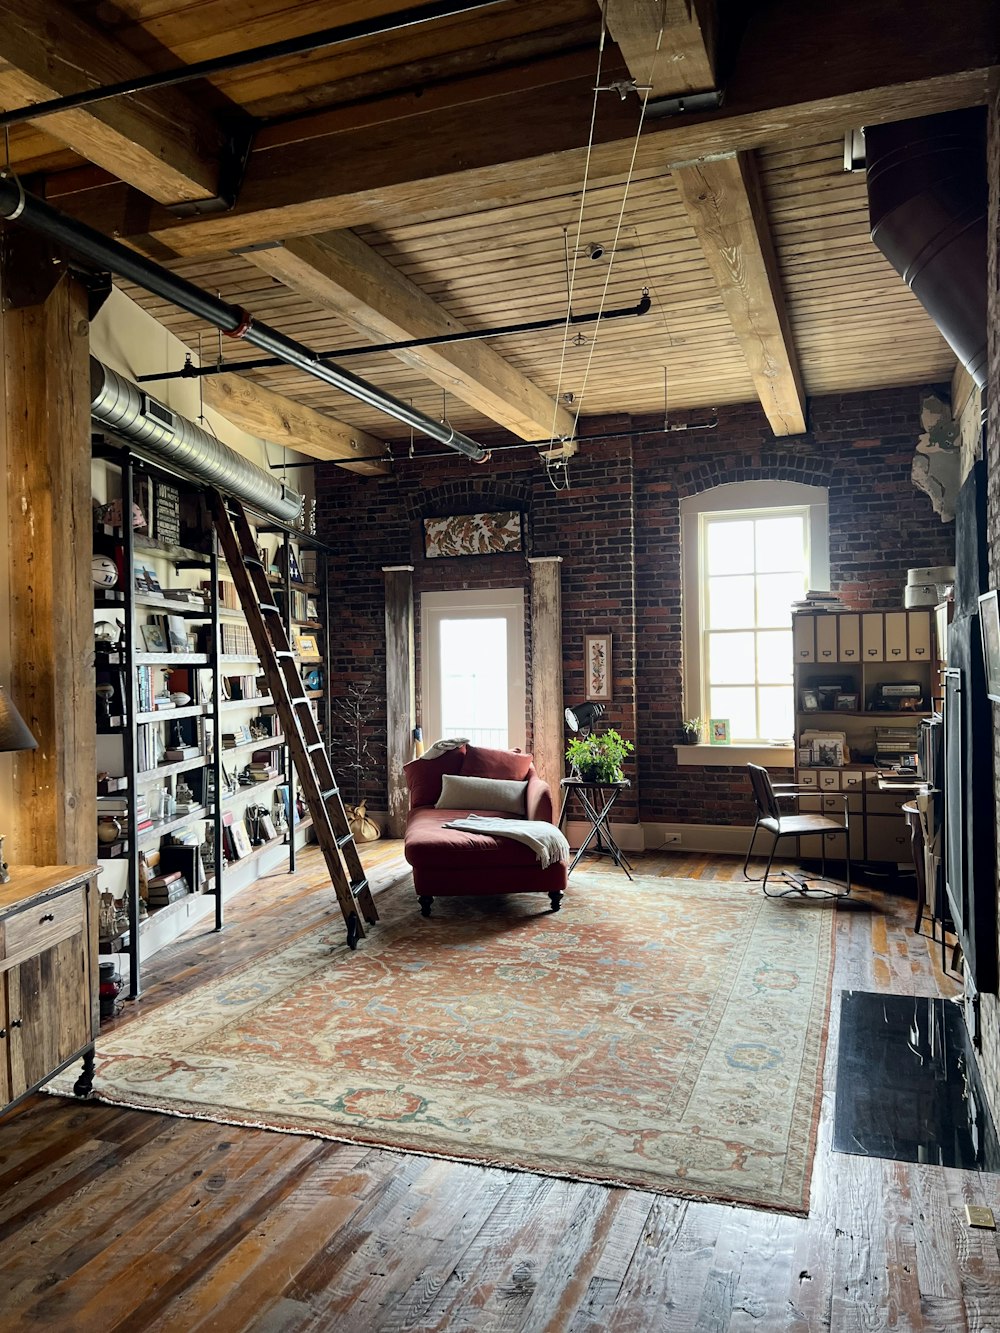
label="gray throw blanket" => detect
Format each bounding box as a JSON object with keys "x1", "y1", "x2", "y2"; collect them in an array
[{"x1": 442, "y1": 815, "x2": 570, "y2": 869}]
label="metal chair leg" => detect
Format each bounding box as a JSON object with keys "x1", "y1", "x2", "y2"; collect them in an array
[
  {"x1": 742, "y1": 822, "x2": 762, "y2": 880},
  {"x1": 759, "y1": 836, "x2": 781, "y2": 896}
]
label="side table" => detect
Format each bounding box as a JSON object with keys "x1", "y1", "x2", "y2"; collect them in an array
[{"x1": 558, "y1": 778, "x2": 633, "y2": 878}]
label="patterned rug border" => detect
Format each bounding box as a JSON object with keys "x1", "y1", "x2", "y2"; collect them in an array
[{"x1": 51, "y1": 873, "x2": 838, "y2": 1216}]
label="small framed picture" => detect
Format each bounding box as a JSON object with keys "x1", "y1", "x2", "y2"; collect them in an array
[
  {"x1": 834, "y1": 691, "x2": 859, "y2": 711},
  {"x1": 140, "y1": 622, "x2": 168, "y2": 652},
  {"x1": 584, "y1": 634, "x2": 612, "y2": 702},
  {"x1": 800, "y1": 689, "x2": 820, "y2": 712},
  {"x1": 295, "y1": 632, "x2": 322, "y2": 661},
  {"x1": 166, "y1": 615, "x2": 188, "y2": 651},
  {"x1": 978, "y1": 590, "x2": 1000, "y2": 702},
  {"x1": 230, "y1": 818, "x2": 253, "y2": 860},
  {"x1": 709, "y1": 718, "x2": 730, "y2": 745}
]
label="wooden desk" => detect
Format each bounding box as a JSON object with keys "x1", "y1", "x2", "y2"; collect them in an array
[{"x1": 0, "y1": 865, "x2": 100, "y2": 1111}]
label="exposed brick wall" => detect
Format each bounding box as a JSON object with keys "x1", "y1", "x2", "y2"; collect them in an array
[
  {"x1": 978, "y1": 75, "x2": 1000, "y2": 1133},
  {"x1": 317, "y1": 386, "x2": 953, "y2": 828}
]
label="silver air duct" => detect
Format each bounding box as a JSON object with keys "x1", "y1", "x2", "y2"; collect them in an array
[{"x1": 90, "y1": 358, "x2": 303, "y2": 524}]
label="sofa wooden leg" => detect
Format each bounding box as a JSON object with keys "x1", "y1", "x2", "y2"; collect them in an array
[
  {"x1": 418, "y1": 895, "x2": 434, "y2": 918},
  {"x1": 548, "y1": 891, "x2": 563, "y2": 912}
]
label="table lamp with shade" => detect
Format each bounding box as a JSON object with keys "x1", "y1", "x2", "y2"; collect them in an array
[{"x1": 0, "y1": 685, "x2": 38, "y2": 883}]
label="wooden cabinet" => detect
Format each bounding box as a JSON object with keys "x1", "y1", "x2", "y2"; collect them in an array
[
  {"x1": 0, "y1": 865, "x2": 99, "y2": 1112},
  {"x1": 793, "y1": 609, "x2": 935, "y2": 865}
]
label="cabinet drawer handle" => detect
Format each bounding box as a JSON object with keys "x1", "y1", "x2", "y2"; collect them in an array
[
  {"x1": 39, "y1": 912, "x2": 55, "y2": 923},
  {"x1": 9, "y1": 1018, "x2": 21, "y2": 1029}
]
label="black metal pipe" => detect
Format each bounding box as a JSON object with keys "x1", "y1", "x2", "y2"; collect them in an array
[
  {"x1": 136, "y1": 293, "x2": 653, "y2": 385},
  {"x1": 0, "y1": 176, "x2": 489, "y2": 461},
  {"x1": 269, "y1": 418, "x2": 720, "y2": 467},
  {"x1": 0, "y1": 0, "x2": 510, "y2": 129}
]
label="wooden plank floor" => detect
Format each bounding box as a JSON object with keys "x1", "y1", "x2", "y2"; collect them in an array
[{"x1": 2, "y1": 844, "x2": 999, "y2": 1332}]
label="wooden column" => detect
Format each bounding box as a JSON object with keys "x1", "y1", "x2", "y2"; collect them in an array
[
  {"x1": 383, "y1": 565, "x2": 415, "y2": 839},
  {"x1": 1, "y1": 257, "x2": 95, "y2": 864},
  {"x1": 528, "y1": 557, "x2": 564, "y2": 793}
]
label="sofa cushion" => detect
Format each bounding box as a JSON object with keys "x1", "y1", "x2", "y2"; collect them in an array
[
  {"x1": 461, "y1": 745, "x2": 533, "y2": 781},
  {"x1": 435, "y1": 773, "x2": 527, "y2": 815},
  {"x1": 403, "y1": 746, "x2": 467, "y2": 808},
  {"x1": 405, "y1": 806, "x2": 542, "y2": 869}
]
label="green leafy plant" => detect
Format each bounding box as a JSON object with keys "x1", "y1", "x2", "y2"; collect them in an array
[
  {"x1": 566, "y1": 728, "x2": 634, "y2": 782},
  {"x1": 681, "y1": 716, "x2": 704, "y2": 743}
]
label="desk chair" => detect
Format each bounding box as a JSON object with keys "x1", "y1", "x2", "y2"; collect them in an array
[{"x1": 743, "y1": 763, "x2": 851, "y2": 897}]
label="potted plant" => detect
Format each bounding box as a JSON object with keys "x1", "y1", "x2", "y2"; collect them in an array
[
  {"x1": 681, "y1": 717, "x2": 704, "y2": 745},
  {"x1": 566, "y1": 728, "x2": 634, "y2": 782}
]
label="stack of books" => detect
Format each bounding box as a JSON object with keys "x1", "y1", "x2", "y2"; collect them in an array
[
  {"x1": 220, "y1": 622, "x2": 256, "y2": 657},
  {"x1": 875, "y1": 726, "x2": 921, "y2": 766},
  {"x1": 792, "y1": 590, "x2": 845, "y2": 614},
  {"x1": 97, "y1": 792, "x2": 152, "y2": 833},
  {"x1": 145, "y1": 870, "x2": 189, "y2": 908}
]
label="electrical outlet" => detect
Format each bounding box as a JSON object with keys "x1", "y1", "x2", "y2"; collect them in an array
[{"x1": 964, "y1": 1204, "x2": 995, "y2": 1229}]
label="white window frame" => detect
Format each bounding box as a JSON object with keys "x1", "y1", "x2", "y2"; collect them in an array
[
  {"x1": 681, "y1": 481, "x2": 829, "y2": 753},
  {"x1": 421, "y1": 587, "x2": 526, "y2": 750}
]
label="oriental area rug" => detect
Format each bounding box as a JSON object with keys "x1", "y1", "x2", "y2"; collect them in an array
[{"x1": 51, "y1": 874, "x2": 835, "y2": 1214}]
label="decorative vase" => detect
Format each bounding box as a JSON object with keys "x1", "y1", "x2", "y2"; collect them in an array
[{"x1": 97, "y1": 815, "x2": 122, "y2": 845}]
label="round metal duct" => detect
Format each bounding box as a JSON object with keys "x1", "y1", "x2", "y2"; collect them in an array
[{"x1": 90, "y1": 358, "x2": 303, "y2": 524}]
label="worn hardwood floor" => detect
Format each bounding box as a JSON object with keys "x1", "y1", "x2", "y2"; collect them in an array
[{"x1": 1, "y1": 843, "x2": 998, "y2": 1332}]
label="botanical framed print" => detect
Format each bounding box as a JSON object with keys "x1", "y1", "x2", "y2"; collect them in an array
[
  {"x1": 978, "y1": 590, "x2": 1000, "y2": 702},
  {"x1": 423, "y1": 511, "x2": 523, "y2": 559},
  {"x1": 585, "y1": 634, "x2": 612, "y2": 702}
]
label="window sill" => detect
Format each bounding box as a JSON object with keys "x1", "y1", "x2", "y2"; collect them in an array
[{"x1": 674, "y1": 743, "x2": 794, "y2": 767}]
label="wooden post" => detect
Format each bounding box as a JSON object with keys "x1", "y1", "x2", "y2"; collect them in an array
[
  {"x1": 383, "y1": 565, "x2": 415, "y2": 839},
  {"x1": 1, "y1": 259, "x2": 95, "y2": 865},
  {"x1": 528, "y1": 557, "x2": 564, "y2": 793}
]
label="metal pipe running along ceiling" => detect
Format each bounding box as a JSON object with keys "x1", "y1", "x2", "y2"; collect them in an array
[
  {"x1": 0, "y1": 177, "x2": 490, "y2": 462},
  {"x1": 90, "y1": 357, "x2": 304, "y2": 524}
]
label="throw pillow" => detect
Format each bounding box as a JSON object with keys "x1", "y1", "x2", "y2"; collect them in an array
[
  {"x1": 435, "y1": 773, "x2": 528, "y2": 815},
  {"x1": 404, "y1": 746, "x2": 467, "y2": 808},
  {"x1": 461, "y1": 745, "x2": 533, "y2": 781}
]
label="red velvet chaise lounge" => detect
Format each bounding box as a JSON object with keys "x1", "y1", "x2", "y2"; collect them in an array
[{"x1": 402, "y1": 743, "x2": 569, "y2": 916}]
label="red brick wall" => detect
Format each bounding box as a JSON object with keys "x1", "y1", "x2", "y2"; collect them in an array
[{"x1": 317, "y1": 386, "x2": 953, "y2": 823}]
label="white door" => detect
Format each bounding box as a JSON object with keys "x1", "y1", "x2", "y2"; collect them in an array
[{"x1": 421, "y1": 588, "x2": 526, "y2": 750}]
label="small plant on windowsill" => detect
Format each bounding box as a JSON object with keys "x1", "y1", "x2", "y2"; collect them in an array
[
  {"x1": 681, "y1": 717, "x2": 704, "y2": 745},
  {"x1": 566, "y1": 728, "x2": 634, "y2": 783}
]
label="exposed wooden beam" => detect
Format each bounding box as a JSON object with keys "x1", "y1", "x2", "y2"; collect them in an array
[
  {"x1": 671, "y1": 151, "x2": 806, "y2": 436},
  {"x1": 0, "y1": 0, "x2": 225, "y2": 205},
  {"x1": 46, "y1": 0, "x2": 996, "y2": 257},
  {"x1": 247, "y1": 233, "x2": 578, "y2": 445},
  {"x1": 605, "y1": 0, "x2": 718, "y2": 98},
  {"x1": 201, "y1": 374, "x2": 389, "y2": 476}
]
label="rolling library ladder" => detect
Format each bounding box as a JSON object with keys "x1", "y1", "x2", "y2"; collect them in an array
[{"x1": 209, "y1": 492, "x2": 379, "y2": 949}]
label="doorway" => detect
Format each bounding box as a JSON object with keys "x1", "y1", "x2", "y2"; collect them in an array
[{"x1": 421, "y1": 588, "x2": 526, "y2": 750}]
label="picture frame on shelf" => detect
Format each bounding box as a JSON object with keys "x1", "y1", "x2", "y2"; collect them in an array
[
  {"x1": 800, "y1": 689, "x2": 820, "y2": 712},
  {"x1": 834, "y1": 692, "x2": 859, "y2": 711},
  {"x1": 709, "y1": 718, "x2": 730, "y2": 745},
  {"x1": 140, "y1": 621, "x2": 168, "y2": 652},
  {"x1": 978, "y1": 590, "x2": 1000, "y2": 702},
  {"x1": 295, "y1": 631, "x2": 322, "y2": 661},
  {"x1": 230, "y1": 818, "x2": 253, "y2": 859},
  {"x1": 165, "y1": 615, "x2": 187, "y2": 651}
]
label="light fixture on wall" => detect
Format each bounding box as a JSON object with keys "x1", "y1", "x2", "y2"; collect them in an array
[
  {"x1": 0, "y1": 684, "x2": 37, "y2": 883},
  {"x1": 564, "y1": 702, "x2": 605, "y2": 738}
]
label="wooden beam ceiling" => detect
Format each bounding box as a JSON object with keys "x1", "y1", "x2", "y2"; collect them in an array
[
  {"x1": 671, "y1": 151, "x2": 806, "y2": 436},
  {"x1": 201, "y1": 375, "x2": 390, "y2": 476},
  {"x1": 247, "y1": 232, "x2": 578, "y2": 445},
  {"x1": 0, "y1": 0, "x2": 226, "y2": 206},
  {"x1": 44, "y1": 0, "x2": 997, "y2": 258},
  {"x1": 604, "y1": 0, "x2": 718, "y2": 98}
]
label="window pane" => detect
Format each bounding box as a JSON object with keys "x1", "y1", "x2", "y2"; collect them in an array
[
  {"x1": 440, "y1": 618, "x2": 508, "y2": 746},
  {"x1": 706, "y1": 520, "x2": 753, "y2": 576},
  {"x1": 709, "y1": 686, "x2": 756, "y2": 741},
  {"x1": 759, "y1": 686, "x2": 794, "y2": 741},
  {"x1": 757, "y1": 630, "x2": 794, "y2": 683},
  {"x1": 757, "y1": 572, "x2": 807, "y2": 627},
  {"x1": 755, "y1": 515, "x2": 805, "y2": 573},
  {"x1": 708, "y1": 575, "x2": 756, "y2": 629},
  {"x1": 708, "y1": 632, "x2": 755, "y2": 685}
]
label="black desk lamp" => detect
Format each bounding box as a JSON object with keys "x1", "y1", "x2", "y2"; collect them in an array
[
  {"x1": 565, "y1": 702, "x2": 605, "y2": 738},
  {"x1": 0, "y1": 685, "x2": 38, "y2": 883}
]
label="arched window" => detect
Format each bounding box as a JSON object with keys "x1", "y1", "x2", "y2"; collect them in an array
[{"x1": 681, "y1": 481, "x2": 830, "y2": 744}]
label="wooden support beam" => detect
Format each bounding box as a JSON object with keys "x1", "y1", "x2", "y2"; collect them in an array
[
  {"x1": 1, "y1": 262, "x2": 95, "y2": 865},
  {"x1": 0, "y1": 0, "x2": 225, "y2": 205},
  {"x1": 201, "y1": 374, "x2": 389, "y2": 476},
  {"x1": 605, "y1": 0, "x2": 718, "y2": 98},
  {"x1": 383, "y1": 567, "x2": 416, "y2": 840},
  {"x1": 248, "y1": 233, "x2": 577, "y2": 446},
  {"x1": 45, "y1": 0, "x2": 996, "y2": 256},
  {"x1": 671, "y1": 151, "x2": 806, "y2": 436},
  {"x1": 528, "y1": 558, "x2": 565, "y2": 793}
]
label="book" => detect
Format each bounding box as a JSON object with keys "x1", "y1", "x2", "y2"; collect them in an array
[
  {"x1": 163, "y1": 746, "x2": 201, "y2": 761},
  {"x1": 146, "y1": 869, "x2": 183, "y2": 890}
]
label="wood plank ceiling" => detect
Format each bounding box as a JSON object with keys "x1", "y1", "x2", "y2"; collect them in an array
[{"x1": 2, "y1": 0, "x2": 992, "y2": 453}]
